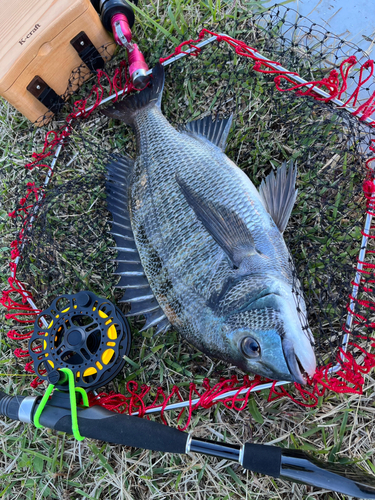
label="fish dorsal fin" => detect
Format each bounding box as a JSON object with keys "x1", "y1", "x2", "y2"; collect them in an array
[
  {"x1": 183, "y1": 115, "x2": 233, "y2": 151},
  {"x1": 106, "y1": 154, "x2": 171, "y2": 334},
  {"x1": 176, "y1": 175, "x2": 258, "y2": 268},
  {"x1": 102, "y1": 63, "x2": 165, "y2": 126},
  {"x1": 107, "y1": 154, "x2": 134, "y2": 184},
  {"x1": 258, "y1": 161, "x2": 298, "y2": 233}
]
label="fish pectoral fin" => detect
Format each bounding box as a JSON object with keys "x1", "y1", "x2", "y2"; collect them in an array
[
  {"x1": 182, "y1": 115, "x2": 233, "y2": 151},
  {"x1": 258, "y1": 160, "x2": 298, "y2": 233},
  {"x1": 176, "y1": 175, "x2": 257, "y2": 268}
]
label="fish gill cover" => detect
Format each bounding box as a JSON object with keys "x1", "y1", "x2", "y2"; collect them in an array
[{"x1": 2, "y1": 4, "x2": 375, "y2": 419}]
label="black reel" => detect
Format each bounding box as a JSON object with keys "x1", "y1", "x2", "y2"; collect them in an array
[{"x1": 29, "y1": 291, "x2": 131, "y2": 391}]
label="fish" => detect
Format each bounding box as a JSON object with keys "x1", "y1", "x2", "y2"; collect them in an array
[{"x1": 103, "y1": 63, "x2": 316, "y2": 384}]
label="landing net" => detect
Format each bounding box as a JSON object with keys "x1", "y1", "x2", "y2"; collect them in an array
[{"x1": 2, "y1": 4, "x2": 375, "y2": 426}]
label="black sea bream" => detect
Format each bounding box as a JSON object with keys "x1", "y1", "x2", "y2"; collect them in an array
[{"x1": 103, "y1": 63, "x2": 316, "y2": 384}]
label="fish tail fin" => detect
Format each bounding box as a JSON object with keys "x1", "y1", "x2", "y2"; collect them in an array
[{"x1": 102, "y1": 63, "x2": 165, "y2": 125}]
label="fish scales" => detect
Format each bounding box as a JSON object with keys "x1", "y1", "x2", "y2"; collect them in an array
[
  {"x1": 131, "y1": 107, "x2": 224, "y2": 343},
  {"x1": 132, "y1": 107, "x2": 284, "y2": 293},
  {"x1": 103, "y1": 64, "x2": 316, "y2": 383}
]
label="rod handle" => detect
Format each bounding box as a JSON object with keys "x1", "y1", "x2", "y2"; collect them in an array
[
  {"x1": 0, "y1": 391, "x2": 25, "y2": 421},
  {"x1": 40, "y1": 404, "x2": 189, "y2": 454},
  {"x1": 242, "y1": 443, "x2": 282, "y2": 477}
]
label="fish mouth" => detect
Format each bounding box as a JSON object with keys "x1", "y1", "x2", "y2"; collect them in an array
[{"x1": 282, "y1": 338, "x2": 309, "y2": 385}]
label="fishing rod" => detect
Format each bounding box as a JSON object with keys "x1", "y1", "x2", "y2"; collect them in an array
[
  {"x1": 1, "y1": 291, "x2": 375, "y2": 498},
  {"x1": 1, "y1": 385, "x2": 375, "y2": 498}
]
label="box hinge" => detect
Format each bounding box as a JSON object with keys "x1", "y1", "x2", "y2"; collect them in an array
[
  {"x1": 70, "y1": 32, "x2": 105, "y2": 72},
  {"x1": 27, "y1": 76, "x2": 65, "y2": 114}
]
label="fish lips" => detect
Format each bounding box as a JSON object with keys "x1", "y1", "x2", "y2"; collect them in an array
[{"x1": 282, "y1": 337, "x2": 315, "y2": 385}]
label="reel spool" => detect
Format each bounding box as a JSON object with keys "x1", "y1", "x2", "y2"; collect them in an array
[{"x1": 29, "y1": 291, "x2": 131, "y2": 391}]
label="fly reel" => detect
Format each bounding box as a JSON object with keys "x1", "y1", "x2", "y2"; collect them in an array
[{"x1": 29, "y1": 291, "x2": 131, "y2": 391}]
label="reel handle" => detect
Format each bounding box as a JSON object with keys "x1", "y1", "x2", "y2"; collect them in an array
[
  {"x1": 90, "y1": 0, "x2": 150, "y2": 88},
  {"x1": 91, "y1": 0, "x2": 137, "y2": 32}
]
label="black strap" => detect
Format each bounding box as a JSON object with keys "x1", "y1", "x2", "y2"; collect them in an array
[
  {"x1": 26, "y1": 76, "x2": 65, "y2": 114},
  {"x1": 70, "y1": 32, "x2": 105, "y2": 72}
]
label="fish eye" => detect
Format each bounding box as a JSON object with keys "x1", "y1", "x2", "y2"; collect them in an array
[{"x1": 241, "y1": 336, "x2": 261, "y2": 358}]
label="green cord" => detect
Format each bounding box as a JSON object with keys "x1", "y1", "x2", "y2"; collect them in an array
[
  {"x1": 33, "y1": 368, "x2": 89, "y2": 441},
  {"x1": 59, "y1": 368, "x2": 89, "y2": 441},
  {"x1": 34, "y1": 383, "x2": 54, "y2": 429}
]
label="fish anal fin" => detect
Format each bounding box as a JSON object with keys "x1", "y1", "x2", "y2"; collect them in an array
[
  {"x1": 176, "y1": 175, "x2": 257, "y2": 268},
  {"x1": 182, "y1": 115, "x2": 233, "y2": 151},
  {"x1": 258, "y1": 160, "x2": 298, "y2": 233}
]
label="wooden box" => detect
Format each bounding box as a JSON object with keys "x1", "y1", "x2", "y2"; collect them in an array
[{"x1": 0, "y1": 0, "x2": 116, "y2": 124}]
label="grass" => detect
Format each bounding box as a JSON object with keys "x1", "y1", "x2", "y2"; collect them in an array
[{"x1": 1, "y1": 1, "x2": 375, "y2": 499}]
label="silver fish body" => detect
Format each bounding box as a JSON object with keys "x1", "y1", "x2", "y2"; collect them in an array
[{"x1": 104, "y1": 64, "x2": 316, "y2": 384}]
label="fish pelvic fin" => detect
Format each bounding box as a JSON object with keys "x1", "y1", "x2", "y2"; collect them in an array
[
  {"x1": 182, "y1": 115, "x2": 233, "y2": 151},
  {"x1": 102, "y1": 63, "x2": 165, "y2": 125},
  {"x1": 176, "y1": 175, "x2": 259, "y2": 268},
  {"x1": 258, "y1": 160, "x2": 298, "y2": 233}
]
